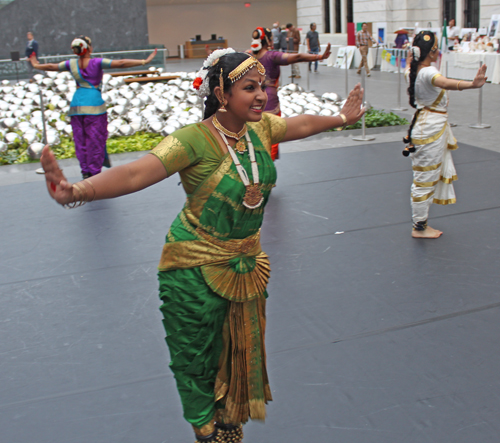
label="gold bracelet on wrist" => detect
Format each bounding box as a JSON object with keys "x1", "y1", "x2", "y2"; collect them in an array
[
  {"x1": 336, "y1": 113, "x2": 348, "y2": 131},
  {"x1": 457, "y1": 80, "x2": 463, "y2": 91},
  {"x1": 85, "y1": 179, "x2": 97, "y2": 202},
  {"x1": 142, "y1": 59, "x2": 146, "y2": 65},
  {"x1": 63, "y1": 181, "x2": 90, "y2": 209}
]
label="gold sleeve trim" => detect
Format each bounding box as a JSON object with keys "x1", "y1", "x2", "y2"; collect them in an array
[
  {"x1": 411, "y1": 123, "x2": 447, "y2": 145},
  {"x1": 58, "y1": 61, "x2": 67, "y2": 71},
  {"x1": 412, "y1": 162, "x2": 442, "y2": 172},
  {"x1": 431, "y1": 73, "x2": 442, "y2": 86},
  {"x1": 150, "y1": 135, "x2": 193, "y2": 177},
  {"x1": 412, "y1": 191, "x2": 435, "y2": 202}
]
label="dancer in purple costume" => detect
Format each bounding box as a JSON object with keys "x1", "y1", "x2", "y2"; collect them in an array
[
  {"x1": 31, "y1": 36, "x2": 157, "y2": 178},
  {"x1": 250, "y1": 27, "x2": 331, "y2": 160}
]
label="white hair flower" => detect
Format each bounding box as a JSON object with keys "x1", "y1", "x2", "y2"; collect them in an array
[
  {"x1": 193, "y1": 48, "x2": 236, "y2": 98},
  {"x1": 411, "y1": 46, "x2": 421, "y2": 61}
]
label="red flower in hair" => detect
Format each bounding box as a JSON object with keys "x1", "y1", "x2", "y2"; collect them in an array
[{"x1": 193, "y1": 77, "x2": 203, "y2": 90}]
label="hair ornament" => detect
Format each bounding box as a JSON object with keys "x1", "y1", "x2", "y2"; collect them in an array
[
  {"x1": 423, "y1": 35, "x2": 431, "y2": 41},
  {"x1": 193, "y1": 48, "x2": 236, "y2": 97},
  {"x1": 411, "y1": 46, "x2": 421, "y2": 61},
  {"x1": 71, "y1": 37, "x2": 90, "y2": 57},
  {"x1": 251, "y1": 27, "x2": 266, "y2": 51}
]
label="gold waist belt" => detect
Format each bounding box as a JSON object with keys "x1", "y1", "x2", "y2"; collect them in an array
[{"x1": 158, "y1": 212, "x2": 270, "y2": 302}]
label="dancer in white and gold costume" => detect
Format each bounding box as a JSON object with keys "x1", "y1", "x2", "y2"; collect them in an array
[{"x1": 404, "y1": 31, "x2": 487, "y2": 238}]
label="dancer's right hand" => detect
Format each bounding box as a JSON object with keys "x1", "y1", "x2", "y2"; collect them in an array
[
  {"x1": 40, "y1": 145, "x2": 74, "y2": 205},
  {"x1": 472, "y1": 64, "x2": 488, "y2": 88},
  {"x1": 145, "y1": 48, "x2": 158, "y2": 64}
]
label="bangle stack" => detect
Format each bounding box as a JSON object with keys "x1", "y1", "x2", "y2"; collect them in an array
[{"x1": 63, "y1": 179, "x2": 96, "y2": 209}]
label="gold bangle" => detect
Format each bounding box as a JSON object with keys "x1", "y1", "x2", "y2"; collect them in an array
[
  {"x1": 457, "y1": 80, "x2": 463, "y2": 91},
  {"x1": 84, "y1": 179, "x2": 97, "y2": 202},
  {"x1": 142, "y1": 59, "x2": 146, "y2": 65},
  {"x1": 336, "y1": 113, "x2": 348, "y2": 131}
]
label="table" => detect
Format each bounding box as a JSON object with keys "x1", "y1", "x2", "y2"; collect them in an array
[
  {"x1": 442, "y1": 52, "x2": 500, "y2": 84},
  {"x1": 185, "y1": 39, "x2": 227, "y2": 58}
]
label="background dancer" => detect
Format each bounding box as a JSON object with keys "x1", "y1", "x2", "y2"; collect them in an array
[
  {"x1": 405, "y1": 31, "x2": 487, "y2": 238},
  {"x1": 40, "y1": 49, "x2": 364, "y2": 443},
  {"x1": 250, "y1": 27, "x2": 331, "y2": 160},
  {"x1": 30, "y1": 36, "x2": 157, "y2": 178}
]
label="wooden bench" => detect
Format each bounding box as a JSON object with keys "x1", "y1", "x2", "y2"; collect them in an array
[
  {"x1": 110, "y1": 70, "x2": 159, "y2": 77},
  {"x1": 124, "y1": 75, "x2": 181, "y2": 84}
]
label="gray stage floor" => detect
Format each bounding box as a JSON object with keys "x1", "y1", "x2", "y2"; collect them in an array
[{"x1": 2, "y1": 139, "x2": 500, "y2": 443}]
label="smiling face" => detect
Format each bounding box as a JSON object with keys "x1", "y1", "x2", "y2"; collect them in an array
[{"x1": 221, "y1": 67, "x2": 267, "y2": 124}]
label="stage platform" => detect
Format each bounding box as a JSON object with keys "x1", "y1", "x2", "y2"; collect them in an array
[{"x1": 1, "y1": 139, "x2": 500, "y2": 443}]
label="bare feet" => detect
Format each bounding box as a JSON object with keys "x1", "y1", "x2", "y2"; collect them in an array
[{"x1": 411, "y1": 226, "x2": 443, "y2": 239}]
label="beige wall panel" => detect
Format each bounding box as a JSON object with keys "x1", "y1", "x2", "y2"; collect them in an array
[{"x1": 147, "y1": 1, "x2": 296, "y2": 55}]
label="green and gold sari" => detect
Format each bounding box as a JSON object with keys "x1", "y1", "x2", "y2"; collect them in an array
[{"x1": 150, "y1": 113, "x2": 287, "y2": 429}]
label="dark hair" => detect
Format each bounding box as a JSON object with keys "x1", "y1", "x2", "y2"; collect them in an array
[
  {"x1": 72, "y1": 35, "x2": 92, "y2": 55},
  {"x1": 404, "y1": 31, "x2": 437, "y2": 146},
  {"x1": 203, "y1": 52, "x2": 253, "y2": 119},
  {"x1": 310, "y1": 23, "x2": 316, "y2": 29},
  {"x1": 286, "y1": 23, "x2": 293, "y2": 29},
  {"x1": 362, "y1": 22, "x2": 367, "y2": 26}
]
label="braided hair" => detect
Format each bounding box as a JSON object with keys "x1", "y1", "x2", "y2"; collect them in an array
[
  {"x1": 203, "y1": 52, "x2": 253, "y2": 119},
  {"x1": 403, "y1": 31, "x2": 438, "y2": 155}
]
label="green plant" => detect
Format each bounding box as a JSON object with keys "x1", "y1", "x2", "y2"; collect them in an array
[{"x1": 327, "y1": 108, "x2": 408, "y2": 131}]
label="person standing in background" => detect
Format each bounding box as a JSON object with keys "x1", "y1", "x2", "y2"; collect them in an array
[
  {"x1": 356, "y1": 23, "x2": 376, "y2": 77},
  {"x1": 286, "y1": 23, "x2": 301, "y2": 78},
  {"x1": 306, "y1": 23, "x2": 320, "y2": 72},
  {"x1": 25, "y1": 32, "x2": 39, "y2": 82},
  {"x1": 271, "y1": 22, "x2": 282, "y2": 50},
  {"x1": 447, "y1": 19, "x2": 461, "y2": 50}
]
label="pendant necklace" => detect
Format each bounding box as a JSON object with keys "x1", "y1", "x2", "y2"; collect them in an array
[
  {"x1": 213, "y1": 114, "x2": 247, "y2": 153},
  {"x1": 216, "y1": 129, "x2": 264, "y2": 209}
]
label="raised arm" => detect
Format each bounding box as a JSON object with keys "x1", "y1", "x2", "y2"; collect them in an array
[
  {"x1": 433, "y1": 64, "x2": 487, "y2": 90},
  {"x1": 284, "y1": 43, "x2": 331, "y2": 64},
  {"x1": 109, "y1": 48, "x2": 158, "y2": 69},
  {"x1": 282, "y1": 83, "x2": 365, "y2": 142},
  {"x1": 41, "y1": 146, "x2": 168, "y2": 206},
  {"x1": 29, "y1": 54, "x2": 60, "y2": 71}
]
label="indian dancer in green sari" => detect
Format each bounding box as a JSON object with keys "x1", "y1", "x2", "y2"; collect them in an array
[{"x1": 40, "y1": 49, "x2": 365, "y2": 443}]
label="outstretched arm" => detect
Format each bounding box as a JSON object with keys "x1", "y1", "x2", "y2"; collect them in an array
[
  {"x1": 282, "y1": 83, "x2": 365, "y2": 142},
  {"x1": 284, "y1": 43, "x2": 331, "y2": 64},
  {"x1": 433, "y1": 64, "x2": 487, "y2": 90},
  {"x1": 29, "y1": 54, "x2": 59, "y2": 71},
  {"x1": 41, "y1": 146, "x2": 168, "y2": 206},
  {"x1": 109, "y1": 48, "x2": 158, "y2": 69}
]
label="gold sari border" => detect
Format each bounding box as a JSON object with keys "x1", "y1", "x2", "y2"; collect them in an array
[
  {"x1": 430, "y1": 88, "x2": 446, "y2": 108},
  {"x1": 412, "y1": 162, "x2": 442, "y2": 172},
  {"x1": 413, "y1": 179, "x2": 439, "y2": 188},
  {"x1": 440, "y1": 174, "x2": 458, "y2": 184},
  {"x1": 433, "y1": 197, "x2": 457, "y2": 205},
  {"x1": 412, "y1": 191, "x2": 435, "y2": 202},
  {"x1": 411, "y1": 123, "x2": 447, "y2": 145},
  {"x1": 431, "y1": 73, "x2": 443, "y2": 86}
]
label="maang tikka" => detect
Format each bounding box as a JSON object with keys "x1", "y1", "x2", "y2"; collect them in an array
[{"x1": 218, "y1": 68, "x2": 227, "y2": 112}]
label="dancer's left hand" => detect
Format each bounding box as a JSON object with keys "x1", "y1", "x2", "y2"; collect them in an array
[
  {"x1": 321, "y1": 43, "x2": 332, "y2": 60},
  {"x1": 472, "y1": 64, "x2": 488, "y2": 88},
  {"x1": 145, "y1": 48, "x2": 158, "y2": 64},
  {"x1": 40, "y1": 145, "x2": 75, "y2": 205},
  {"x1": 341, "y1": 83, "x2": 366, "y2": 125}
]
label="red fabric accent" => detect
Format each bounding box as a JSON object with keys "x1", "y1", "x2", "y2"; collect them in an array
[{"x1": 271, "y1": 111, "x2": 281, "y2": 161}]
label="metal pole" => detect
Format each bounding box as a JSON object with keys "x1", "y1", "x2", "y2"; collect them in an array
[
  {"x1": 306, "y1": 62, "x2": 310, "y2": 92},
  {"x1": 344, "y1": 50, "x2": 348, "y2": 98},
  {"x1": 39, "y1": 89, "x2": 47, "y2": 144},
  {"x1": 352, "y1": 66, "x2": 375, "y2": 141},
  {"x1": 391, "y1": 50, "x2": 407, "y2": 111},
  {"x1": 469, "y1": 61, "x2": 490, "y2": 129},
  {"x1": 163, "y1": 48, "x2": 167, "y2": 72}
]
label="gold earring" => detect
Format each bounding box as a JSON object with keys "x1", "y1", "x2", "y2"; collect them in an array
[{"x1": 218, "y1": 68, "x2": 227, "y2": 112}]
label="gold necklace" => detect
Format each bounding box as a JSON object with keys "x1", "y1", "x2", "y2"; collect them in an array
[
  {"x1": 213, "y1": 115, "x2": 248, "y2": 153},
  {"x1": 213, "y1": 115, "x2": 247, "y2": 140}
]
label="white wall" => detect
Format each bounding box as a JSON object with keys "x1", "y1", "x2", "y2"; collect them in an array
[
  {"x1": 297, "y1": 0, "x2": 323, "y2": 33},
  {"x1": 147, "y1": 1, "x2": 297, "y2": 56}
]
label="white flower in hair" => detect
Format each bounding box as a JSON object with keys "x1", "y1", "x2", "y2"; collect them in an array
[
  {"x1": 193, "y1": 47, "x2": 236, "y2": 98},
  {"x1": 71, "y1": 38, "x2": 88, "y2": 49},
  {"x1": 411, "y1": 46, "x2": 421, "y2": 61}
]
